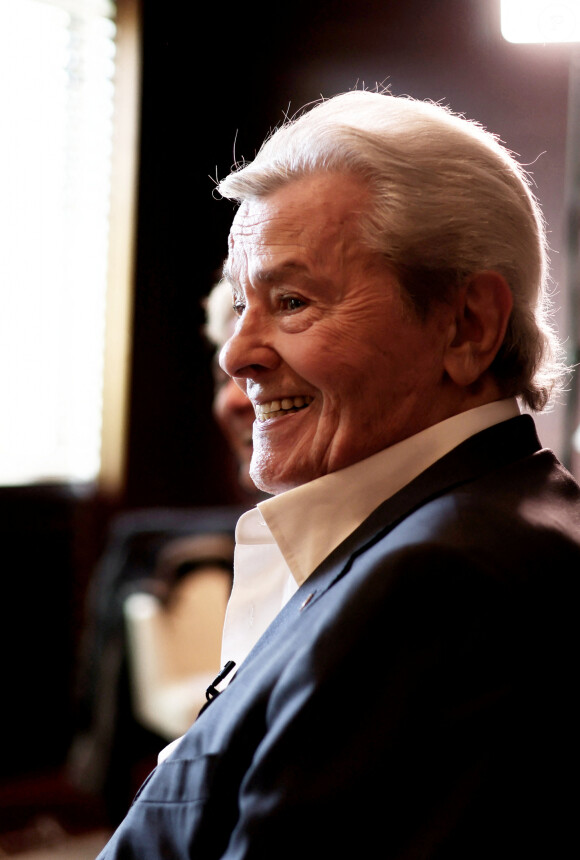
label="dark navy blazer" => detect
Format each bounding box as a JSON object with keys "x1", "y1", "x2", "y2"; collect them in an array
[{"x1": 97, "y1": 415, "x2": 579, "y2": 859}]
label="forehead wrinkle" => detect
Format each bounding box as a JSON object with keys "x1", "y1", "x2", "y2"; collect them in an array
[
  {"x1": 224, "y1": 255, "x2": 314, "y2": 290},
  {"x1": 224, "y1": 176, "x2": 369, "y2": 293},
  {"x1": 254, "y1": 262, "x2": 311, "y2": 284}
]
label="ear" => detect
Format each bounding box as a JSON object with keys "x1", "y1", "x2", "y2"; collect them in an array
[{"x1": 443, "y1": 271, "x2": 513, "y2": 388}]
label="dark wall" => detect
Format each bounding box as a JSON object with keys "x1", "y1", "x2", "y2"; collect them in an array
[
  {"x1": 0, "y1": 485, "x2": 102, "y2": 780},
  {"x1": 124, "y1": 0, "x2": 284, "y2": 508}
]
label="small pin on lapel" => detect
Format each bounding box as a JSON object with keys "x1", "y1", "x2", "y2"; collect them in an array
[
  {"x1": 300, "y1": 592, "x2": 315, "y2": 611},
  {"x1": 205, "y1": 660, "x2": 236, "y2": 701}
]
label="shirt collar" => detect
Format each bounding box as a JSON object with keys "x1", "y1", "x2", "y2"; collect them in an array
[{"x1": 255, "y1": 399, "x2": 520, "y2": 586}]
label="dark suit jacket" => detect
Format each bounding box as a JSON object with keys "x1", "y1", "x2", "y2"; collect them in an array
[{"x1": 97, "y1": 416, "x2": 579, "y2": 859}]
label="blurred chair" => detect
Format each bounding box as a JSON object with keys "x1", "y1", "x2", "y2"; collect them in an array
[
  {"x1": 68, "y1": 275, "x2": 259, "y2": 824},
  {"x1": 123, "y1": 532, "x2": 233, "y2": 739},
  {"x1": 67, "y1": 505, "x2": 244, "y2": 825}
]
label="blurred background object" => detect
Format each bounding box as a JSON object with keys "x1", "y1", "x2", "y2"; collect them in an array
[{"x1": 65, "y1": 275, "x2": 258, "y2": 826}]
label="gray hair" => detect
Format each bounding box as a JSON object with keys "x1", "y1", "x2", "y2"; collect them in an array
[{"x1": 218, "y1": 90, "x2": 566, "y2": 411}]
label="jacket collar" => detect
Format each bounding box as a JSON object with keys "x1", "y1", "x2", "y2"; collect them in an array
[{"x1": 236, "y1": 414, "x2": 541, "y2": 669}]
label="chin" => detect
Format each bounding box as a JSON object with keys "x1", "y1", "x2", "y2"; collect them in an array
[
  {"x1": 249, "y1": 467, "x2": 278, "y2": 495},
  {"x1": 250, "y1": 449, "x2": 316, "y2": 495},
  {"x1": 239, "y1": 467, "x2": 258, "y2": 494},
  {"x1": 252, "y1": 472, "x2": 307, "y2": 496}
]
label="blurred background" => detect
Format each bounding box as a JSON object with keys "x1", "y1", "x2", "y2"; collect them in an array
[{"x1": 0, "y1": 0, "x2": 578, "y2": 855}]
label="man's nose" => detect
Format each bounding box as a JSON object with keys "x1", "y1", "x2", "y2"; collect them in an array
[{"x1": 219, "y1": 308, "x2": 279, "y2": 379}]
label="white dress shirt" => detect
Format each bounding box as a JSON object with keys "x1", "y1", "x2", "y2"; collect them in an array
[{"x1": 221, "y1": 399, "x2": 520, "y2": 669}]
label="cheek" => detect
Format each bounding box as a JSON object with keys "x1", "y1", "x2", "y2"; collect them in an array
[{"x1": 284, "y1": 323, "x2": 367, "y2": 386}]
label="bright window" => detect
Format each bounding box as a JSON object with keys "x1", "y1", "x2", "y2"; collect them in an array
[{"x1": 0, "y1": 0, "x2": 118, "y2": 485}]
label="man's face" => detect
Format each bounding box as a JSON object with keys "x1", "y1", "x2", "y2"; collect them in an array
[{"x1": 220, "y1": 173, "x2": 454, "y2": 495}]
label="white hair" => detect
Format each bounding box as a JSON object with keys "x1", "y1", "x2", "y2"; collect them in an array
[{"x1": 218, "y1": 90, "x2": 566, "y2": 411}]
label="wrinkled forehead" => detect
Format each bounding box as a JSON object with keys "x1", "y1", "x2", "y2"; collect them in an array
[
  {"x1": 226, "y1": 198, "x2": 308, "y2": 278},
  {"x1": 224, "y1": 174, "x2": 371, "y2": 288}
]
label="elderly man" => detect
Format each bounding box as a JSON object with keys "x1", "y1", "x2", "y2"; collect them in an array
[{"x1": 98, "y1": 91, "x2": 578, "y2": 859}]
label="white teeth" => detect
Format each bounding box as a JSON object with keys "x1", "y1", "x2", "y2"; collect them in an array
[{"x1": 256, "y1": 395, "x2": 313, "y2": 421}]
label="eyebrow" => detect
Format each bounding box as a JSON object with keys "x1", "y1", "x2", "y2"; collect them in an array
[{"x1": 223, "y1": 261, "x2": 311, "y2": 286}]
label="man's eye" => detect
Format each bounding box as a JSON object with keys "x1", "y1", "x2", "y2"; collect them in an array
[
  {"x1": 232, "y1": 302, "x2": 245, "y2": 317},
  {"x1": 280, "y1": 296, "x2": 305, "y2": 312}
]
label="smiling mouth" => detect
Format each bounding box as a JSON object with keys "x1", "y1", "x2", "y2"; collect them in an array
[{"x1": 255, "y1": 396, "x2": 313, "y2": 422}]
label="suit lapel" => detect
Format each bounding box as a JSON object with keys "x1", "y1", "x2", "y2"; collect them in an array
[{"x1": 235, "y1": 415, "x2": 541, "y2": 669}]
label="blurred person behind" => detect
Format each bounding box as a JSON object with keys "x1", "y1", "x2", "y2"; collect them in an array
[
  {"x1": 68, "y1": 277, "x2": 258, "y2": 824},
  {"x1": 206, "y1": 276, "x2": 257, "y2": 495},
  {"x1": 122, "y1": 277, "x2": 262, "y2": 740}
]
